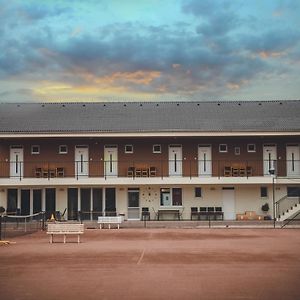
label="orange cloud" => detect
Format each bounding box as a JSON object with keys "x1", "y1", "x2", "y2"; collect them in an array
[{"x1": 259, "y1": 51, "x2": 285, "y2": 59}]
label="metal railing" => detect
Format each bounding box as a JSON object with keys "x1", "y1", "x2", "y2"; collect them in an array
[{"x1": 0, "y1": 159, "x2": 299, "y2": 180}]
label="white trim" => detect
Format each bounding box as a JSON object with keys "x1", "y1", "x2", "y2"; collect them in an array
[
  {"x1": 1, "y1": 131, "x2": 299, "y2": 138},
  {"x1": 153, "y1": 144, "x2": 162, "y2": 153},
  {"x1": 59, "y1": 145, "x2": 68, "y2": 154},
  {"x1": 31, "y1": 145, "x2": 40, "y2": 155},
  {"x1": 124, "y1": 144, "x2": 133, "y2": 154}
]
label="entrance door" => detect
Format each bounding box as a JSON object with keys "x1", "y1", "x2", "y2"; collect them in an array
[
  {"x1": 45, "y1": 188, "x2": 56, "y2": 220},
  {"x1": 33, "y1": 190, "x2": 42, "y2": 214},
  {"x1": 104, "y1": 146, "x2": 118, "y2": 177},
  {"x1": 10, "y1": 146, "x2": 24, "y2": 178},
  {"x1": 263, "y1": 145, "x2": 277, "y2": 176},
  {"x1": 169, "y1": 145, "x2": 182, "y2": 176},
  {"x1": 222, "y1": 188, "x2": 235, "y2": 220},
  {"x1": 21, "y1": 189, "x2": 30, "y2": 215},
  {"x1": 286, "y1": 145, "x2": 300, "y2": 177},
  {"x1": 198, "y1": 145, "x2": 212, "y2": 176},
  {"x1": 7, "y1": 189, "x2": 18, "y2": 214},
  {"x1": 75, "y1": 146, "x2": 89, "y2": 177},
  {"x1": 128, "y1": 188, "x2": 140, "y2": 219},
  {"x1": 105, "y1": 188, "x2": 116, "y2": 216},
  {"x1": 68, "y1": 188, "x2": 78, "y2": 220}
]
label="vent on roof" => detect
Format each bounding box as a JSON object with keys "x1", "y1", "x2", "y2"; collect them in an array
[{"x1": 82, "y1": 104, "x2": 86, "y2": 107}]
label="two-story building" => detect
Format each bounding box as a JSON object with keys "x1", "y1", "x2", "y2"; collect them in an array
[{"x1": 0, "y1": 100, "x2": 299, "y2": 221}]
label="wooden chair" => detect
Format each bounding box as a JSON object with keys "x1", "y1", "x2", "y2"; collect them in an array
[
  {"x1": 190, "y1": 207, "x2": 198, "y2": 220},
  {"x1": 246, "y1": 166, "x2": 253, "y2": 176},
  {"x1": 232, "y1": 167, "x2": 239, "y2": 176},
  {"x1": 214, "y1": 207, "x2": 224, "y2": 220},
  {"x1": 135, "y1": 168, "x2": 142, "y2": 177},
  {"x1": 56, "y1": 167, "x2": 65, "y2": 177},
  {"x1": 141, "y1": 207, "x2": 150, "y2": 221},
  {"x1": 35, "y1": 167, "x2": 42, "y2": 178},
  {"x1": 199, "y1": 207, "x2": 208, "y2": 220},
  {"x1": 224, "y1": 166, "x2": 232, "y2": 177},
  {"x1": 127, "y1": 167, "x2": 135, "y2": 177},
  {"x1": 142, "y1": 168, "x2": 148, "y2": 177},
  {"x1": 149, "y1": 166, "x2": 157, "y2": 177},
  {"x1": 239, "y1": 167, "x2": 246, "y2": 176}
]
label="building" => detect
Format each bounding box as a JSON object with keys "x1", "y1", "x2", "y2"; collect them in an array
[{"x1": 0, "y1": 100, "x2": 299, "y2": 222}]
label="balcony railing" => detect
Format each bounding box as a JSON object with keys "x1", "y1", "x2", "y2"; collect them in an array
[{"x1": 0, "y1": 160, "x2": 299, "y2": 180}]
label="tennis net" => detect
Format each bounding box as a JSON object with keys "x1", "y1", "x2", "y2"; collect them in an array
[{"x1": 0, "y1": 211, "x2": 46, "y2": 239}]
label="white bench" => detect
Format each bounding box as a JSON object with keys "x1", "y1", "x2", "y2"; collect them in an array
[
  {"x1": 47, "y1": 223, "x2": 84, "y2": 243},
  {"x1": 97, "y1": 216, "x2": 124, "y2": 229}
]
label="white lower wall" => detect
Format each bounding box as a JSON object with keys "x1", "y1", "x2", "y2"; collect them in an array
[{"x1": 0, "y1": 184, "x2": 297, "y2": 220}]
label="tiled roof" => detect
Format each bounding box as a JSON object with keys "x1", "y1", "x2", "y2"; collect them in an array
[{"x1": 0, "y1": 100, "x2": 299, "y2": 133}]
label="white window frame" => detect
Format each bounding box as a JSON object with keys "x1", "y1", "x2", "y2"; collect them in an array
[
  {"x1": 219, "y1": 144, "x2": 228, "y2": 153},
  {"x1": 153, "y1": 144, "x2": 161, "y2": 153},
  {"x1": 59, "y1": 145, "x2": 68, "y2": 154},
  {"x1": 260, "y1": 186, "x2": 268, "y2": 198},
  {"x1": 125, "y1": 144, "x2": 133, "y2": 154},
  {"x1": 31, "y1": 145, "x2": 40, "y2": 155},
  {"x1": 234, "y1": 147, "x2": 240, "y2": 155},
  {"x1": 247, "y1": 144, "x2": 256, "y2": 152}
]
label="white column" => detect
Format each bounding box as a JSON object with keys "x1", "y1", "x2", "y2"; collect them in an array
[
  {"x1": 41, "y1": 189, "x2": 46, "y2": 211},
  {"x1": 78, "y1": 188, "x2": 81, "y2": 211},
  {"x1": 17, "y1": 189, "x2": 21, "y2": 210},
  {"x1": 30, "y1": 188, "x2": 33, "y2": 215},
  {"x1": 103, "y1": 188, "x2": 106, "y2": 215},
  {"x1": 90, "y1": 188, "x2": 93, "y2": 221}
]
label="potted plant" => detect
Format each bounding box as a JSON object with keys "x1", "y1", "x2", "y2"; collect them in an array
[{"x1": 261, "y1": 203, "x2": 271, "y2": 220}]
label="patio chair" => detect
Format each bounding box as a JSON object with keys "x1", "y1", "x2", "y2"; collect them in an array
[
  {"x1": 199, "y1": 207, "x2": 208, "y2": 220},
  {"x1": 215, "y1": 207, "x2": 224, "y2": 220},
  {"x1": 224, "y1": 166, "x2": 232, "y2": 177},
  {"x1": 141, "y1": 207, "x2": 150, "y2": 221},
  {"x1": 190, "y1": 207, "x2": 198, "y2": 220},
  {"x1": 127, "y1": 166, "x2": 135, "y2": 177}
]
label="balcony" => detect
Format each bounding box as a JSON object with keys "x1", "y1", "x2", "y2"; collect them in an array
[{"x1": 0, "y1": 159, "x2": 299, "y2": 182}]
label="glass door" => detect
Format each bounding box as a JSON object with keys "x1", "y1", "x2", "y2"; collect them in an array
[{"x1": 128, "y1": 188, "x2": 140, "y2": 219}]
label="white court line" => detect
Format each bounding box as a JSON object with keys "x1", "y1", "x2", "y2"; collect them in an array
[{"x1": 137, "y1": 248, "x2": 145, "y2": 265}]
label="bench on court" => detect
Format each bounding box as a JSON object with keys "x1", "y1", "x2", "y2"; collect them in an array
[
  {"x1": 47, "y1": 223, "x2": 84, "y2": 244},
  {"x1": 98, "y1": 216, "x2": 124, "y2": 229}
]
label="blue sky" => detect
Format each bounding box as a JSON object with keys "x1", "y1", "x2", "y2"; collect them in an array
[{"x1": 0, "y1": 0, "x2": 299, "y2": 102}]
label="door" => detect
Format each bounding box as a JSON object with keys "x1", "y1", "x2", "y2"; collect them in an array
[
  {"x1": 67, "y1": 188, "x2": 78, "y2": 220},
  {"x1": 75, "y1": 146, "x2": 89, "y2": 177},
  {"x1": 45, "y1": 188, "x2": 56, "y2": 220},
  {"x1": 10, "y1": 146, "x2": 24, "y2": 178},
  {"x1": 7, "y1": 189, "x2": 18, "y2": 214},
  {"x1": 160, "y1": 188, "x2": 171, "y2": 206},
  {"x1": 105, "y1": 188, "x2": 116, "y2": 215},
  {"x1": 198, "y1": 145, "x2": 212, "y2": 176},
  {"x1": 21, "y1": 190, "x2": 30, "y2": 215},
  {"x1": 104, "y1": 146, "x2": 118, "y2": 177},
  {"x1": 222, "y1": 188, "x2": 235, "y2": 220},
  {"x1": 263, "y1": 145, "x2": 277, "y2": 175},
  {"x1": 92, "y1": 188, "x2": 103, "y2": 220},
  {"x1": 128, "y1": 188, "x2": 140, "y2": 220},
  {"x1": 33, "y1": 190, "x2": 42, "y2": 214},
  {"x1": 80, "y1": 188, "x2": 91, "y2": 220},
  {"x1": 286, "y1": 145, "x2": 300, "y2": 177},
  {"x1": 169, "y1": 145, "x2": 182, "y2": 176}
]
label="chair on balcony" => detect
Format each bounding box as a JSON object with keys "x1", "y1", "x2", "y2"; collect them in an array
[
  {"x1": 127, "y1": 167, "x2": 135, "y2": 177},
  {"x1": 199, "y1": 207, "x2": 208, "y2": 220},
  {"x1": 56, "y1": 167, "x2": 65, "y2": 177},
  {"x1": 135, "y1": 168, "x2": 142, "y2": 177},
  {"x1": 239, "y1": 167, "x2": 246, "y2": 176},
  {"x1": 35, "y1": 167, "x2": 42, "y2": 178},
  {"x1": 42, "y1": 169, "x2": 49, "y2": 178},
  {"x1": 149, "y1": 166, "x2": 157, "y2": 177},
  {"x1": 224, "y1": 166, "x2": 232, "y2": 177},
  {"x1": 141, "y1": 207, "x2": 150, "y2": 221},
  {"x1": 246, "y1": 166, "x2": 253, "y2": 176},
  {"x1": 142, "y1": 168, "x2": 149, "y2": 177},
  {"x1": 190, "y1": 207, "x2": 198, "y2": 220}
]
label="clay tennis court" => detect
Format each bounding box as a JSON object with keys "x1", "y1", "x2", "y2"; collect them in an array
[{"x1": 1, "y1": 228, "x2": 300, "y2": 300}]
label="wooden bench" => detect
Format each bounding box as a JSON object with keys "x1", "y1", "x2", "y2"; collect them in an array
[
  {"x1": 98, "y1": 216, "x2": 124, "y2": 229},
  {"x1": 47, "y1": 223, "x2": 84, "y2": 243}
]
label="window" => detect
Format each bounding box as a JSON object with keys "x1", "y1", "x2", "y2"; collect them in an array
[
  {"x1": 31, "y1": 145, "x2": 40, "y2": 155},
  {"x1": 59, "y1": 145, "x2": 68, "y2": 154},
  {"x1": 195, "y1": 187, "x2": 202, "y2": 197},
  {"x1": 234, "y1": 147, "x2": 240, "y2": 155},
  {"x1": 247, "y1": 144, "x2": 256, "y2": 152},
  {"x1": 219, "y1": 144, "x2": 227, "y2": 153},
  {"x1": 260, "y1": 187, "x2": 268, "y2": 198},
  {"x1": 125, "y1": 145, "x2": 133, "y2": 153},
  {"x1": 160, "y1": 188, "x2": 182, "y2": 206},
  {"x1": 153, "y1": 144, "x2": 161, "y2": 153},
  {"x1": 287, "y1": 186, "x2": 300, "y2": 197}
]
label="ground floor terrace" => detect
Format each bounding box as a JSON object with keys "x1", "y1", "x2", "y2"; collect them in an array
[
  {"x1": 1, "y1": 183, "x2": 299, "y2": 222},
  {"x1": 0, "y1": 228, "x2": 300, "y2": 300}
]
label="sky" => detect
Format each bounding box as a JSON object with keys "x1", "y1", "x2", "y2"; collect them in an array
[{"x1": 0, "y1": 0, "x2": 300, "y2": 103}]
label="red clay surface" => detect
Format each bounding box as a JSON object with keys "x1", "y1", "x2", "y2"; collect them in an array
[{"x1": 1, "y1": 228, "x2": 300, "y2": 300}]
